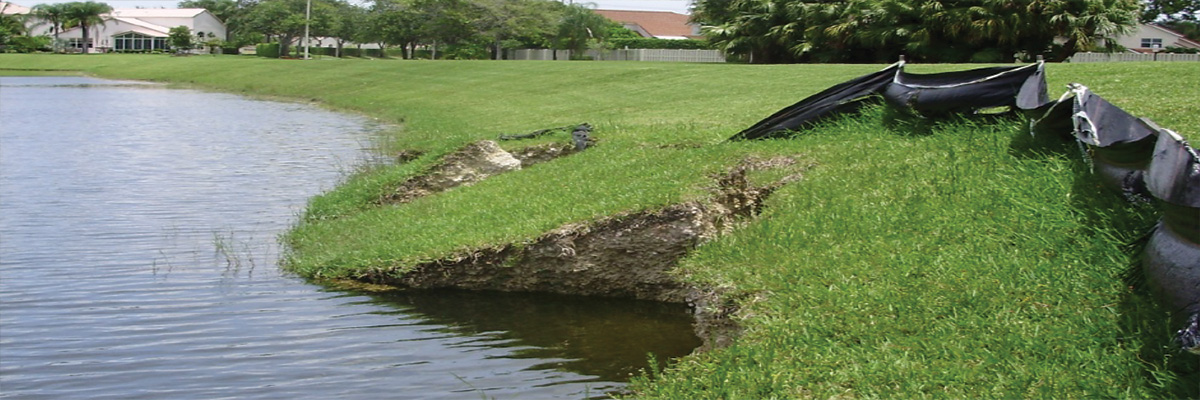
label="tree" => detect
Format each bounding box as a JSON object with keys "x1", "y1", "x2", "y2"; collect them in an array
[
  {"x1": 1, "y1": 3, "x2": 25, "y2": 46},
  {"x1": 692, "y1": 0, "x2": 1139, "y2": 63},
  {"x1": 367, "y1": 0, "x2": 420, "y2": 58},
  {"x1": 474, "y1": 0, "x2": 559, "y2": 59},
  {"x1": 243, "y1": 0, "x2": 333, "y2": 57},
  {"x1": 554, "y1": 2, "x2": 612, "y2": 57},
  {"x1": 1141, "y1": 0, "x2": 1200, "y2": 22},
  {"x1": 63, "y1": 1, "x2": 112, "y2": 53},
  {"x1": 1040, "y1": 0, "x2": 1139, "y2": 59},
  {"x1": 31, "y1": 3, "x2": 70, "y2": 52},
  {"x1": 412, "y1": 0, "x2": 482, "y2": 59},
  {"x1": 325, "y1": 0, "x2": 366, "y2": 57},
  {"x1": 168, "y1": 25, "x2": 194, "y2": 51}
]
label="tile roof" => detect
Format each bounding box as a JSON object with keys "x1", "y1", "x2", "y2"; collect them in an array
[
  {"x1": 110, "y1": 8, "x2": 208, "y2": 18},
  {"x1": 593, "y1": 9, "x2": 700, "y2": 39}
]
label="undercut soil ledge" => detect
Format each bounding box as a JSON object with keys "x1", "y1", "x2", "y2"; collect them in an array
[{"x1": 354, "y1": 153, "x2": 810, "y2": 350}]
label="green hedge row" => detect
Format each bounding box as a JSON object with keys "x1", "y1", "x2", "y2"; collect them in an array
[{"x1": 608, "y1": 37, "x2": 714, "y2": 50}]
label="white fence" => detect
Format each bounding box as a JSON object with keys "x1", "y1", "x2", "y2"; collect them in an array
[
  {"x1": 509, "y1": 49, "x2": 573, "y2": 61},
  {"x1": 1070, "y1": 52, "x2": 1199, "y2": 62},
  {"x1": 508, "y1": 48, "x2": 726, "y2": 63}
]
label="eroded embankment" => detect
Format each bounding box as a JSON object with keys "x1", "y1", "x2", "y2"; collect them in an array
[
  {"x1": 380, "y1": 140, "x2": 588, "y2": 204},
  {"x1": 355, "y1": 143, "x2": 809, "y2": 349}
]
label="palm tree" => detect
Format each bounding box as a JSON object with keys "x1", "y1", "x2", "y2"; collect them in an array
[
  {"x1": 1042, "y1": 0, "x2": 1138, "y2": 59},
  {"x1": 32, "y1": 3, "x2": 70, "y2": 52},
  {"x1": 64, "y1": 1, "x2": 112, "y2": 54},
  {"x1": 554, "y1": 3, "x2": 610, "y2": 58}
]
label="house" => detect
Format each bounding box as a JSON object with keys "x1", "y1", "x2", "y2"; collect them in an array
[
  {"x1": 1, "y1": 1, "x2": 52, "y2": 36},
  {"x1": 5, "y1": 2, "x2": 226, "y2": 53},
  {"x1": 592, "y1": 9, "x2": 701, "y2": 40},
  {"x1": 65, "y1": 8, "x2": 226, "y2": 53},
  {"x1": 1111, "y1": 23, "x2": 1200, "y2": 52}
]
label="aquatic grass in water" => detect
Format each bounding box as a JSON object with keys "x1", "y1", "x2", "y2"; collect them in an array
[{"x1": 4, "y1": 55, "x2": 1196, "y2": 397}]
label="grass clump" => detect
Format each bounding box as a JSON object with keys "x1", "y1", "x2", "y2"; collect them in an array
[{"x1": 3, "y1": 54, "x2": 1196, "y2": 397}]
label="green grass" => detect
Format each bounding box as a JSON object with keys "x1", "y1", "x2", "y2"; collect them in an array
[{"x1": 3, "y1": 54, "x2": 1196, "y2": 398}]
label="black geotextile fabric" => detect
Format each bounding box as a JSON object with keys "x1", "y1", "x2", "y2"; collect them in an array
[
  {"x1": 729, "y1": 63, "x2": 1050, "y2": 141},
  {"x1": 1073, "y1": 91, "x2": 1157, "y2": 148},
  {"x1": 1147, "y1": 130, "x2": 1200, "y2": 209},
  {"x1": 883, "y1": 63, "x2": 1049, "y2": 116},
  {"x1": 728, "y1": 64, "x2": 900, "y2": 141}
]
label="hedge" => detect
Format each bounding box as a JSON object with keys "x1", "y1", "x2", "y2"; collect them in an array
[
  {"x1": 608, "y1": 37, "x2": 714, "y2": 50},
  {"x1": 255, "y1": 43, "x2": 279, "y2": 58}
]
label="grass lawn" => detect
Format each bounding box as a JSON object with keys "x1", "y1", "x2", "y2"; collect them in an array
[{"x1": 3, "y1": 54, "x2": 1196, "y2": 398}]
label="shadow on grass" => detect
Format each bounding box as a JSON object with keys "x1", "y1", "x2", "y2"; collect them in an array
[
  {"x1": 882, "y1": 105, "x2": 1030, "y2": 137},
  {"x1": 1010, "y1": 127, "x2": 1199, "y2": 397}
]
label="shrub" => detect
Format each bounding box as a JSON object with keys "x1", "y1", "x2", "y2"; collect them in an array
[
  {"x1": 7, "y1": 35, "x2": 51, "y2": 53},
  {"x1": 608, "y1": 37, "x2": 714, "y2": 50},
  {"x1": 1164, "y1": 46, "x2": 1199, "y2": 54},
  {"x1": 255, "y1": 42, "x2": 280, "y2": 58}
]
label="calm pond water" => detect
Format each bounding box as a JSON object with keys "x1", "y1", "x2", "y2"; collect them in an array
[{"x1": 0, "y1": 76, "x2": 700, "y2": 399}]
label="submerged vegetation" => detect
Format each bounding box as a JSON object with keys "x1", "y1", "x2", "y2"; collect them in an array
[{"x1": 2, "y1": 54, "x2": 1196, "y2": 397}]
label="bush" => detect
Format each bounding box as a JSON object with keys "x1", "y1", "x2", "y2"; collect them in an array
[
  {"x1": 7, "y1": 35, "x2": 51, "y2": 53},
  {"x1": 1164, "y1": 46, "x2": 1199, "y2": 54},
  {"x1": 608, "y1": 37, "x2": 714, "y2": 50},
  {"x1": 255, "y1": 43, "x2": 280, "y2": 58}
]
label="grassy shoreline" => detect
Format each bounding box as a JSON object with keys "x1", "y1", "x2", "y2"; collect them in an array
[{"x1": 4, "y1": 54, "x2": 1196, "y2": 398}]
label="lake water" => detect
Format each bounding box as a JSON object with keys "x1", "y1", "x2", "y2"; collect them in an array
[{"x1": 0, "y1": 76, "x2": 699, "y2": 399}]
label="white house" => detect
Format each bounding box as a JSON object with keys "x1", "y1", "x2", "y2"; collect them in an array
[
  {"x1": 61, "y1": 8, "x2": 226, "y2": 53},
  {"x1": 1110, "y1": 23, "x2": 1200, "y2": 52},
  {"x1": 5, "y1": 2, "x2": 227, "y2": 53}
]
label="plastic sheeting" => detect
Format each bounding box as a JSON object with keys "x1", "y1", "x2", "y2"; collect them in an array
[
  {"x1": 883, "y1": 63, "x2": 1049, "y2": 116},
  {"x1": 730, "y1": 62, "x2": 1050, "y2": 140},
  {"x1": 728, "y1": 64, "x2": 899, "y2": 141}
]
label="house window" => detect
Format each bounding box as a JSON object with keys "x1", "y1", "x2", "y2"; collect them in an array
[
  {"x1": 113, "y1": 32, "x2": 167, "y2": 51},
  {"x1": 1141, "y1": 38, "x2": 1163, "y2": 48}
]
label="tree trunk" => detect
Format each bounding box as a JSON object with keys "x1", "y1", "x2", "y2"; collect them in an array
[
  {"x1": 431, "y1": 40, "x2": 437, "y2": 59},
  {"x1": 81, "y1": 25, "x2": 89, "y2": 53},
  {"x1": 494, "y1": 39, "x2": 502, "y2": 60},
  {"x1": 278, "y1": 34, "x2": 294, "y2": 58}
]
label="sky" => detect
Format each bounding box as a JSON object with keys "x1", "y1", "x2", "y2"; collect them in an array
[{"x1": 15, "y1": 0, "x2": 694, "y2": 14}]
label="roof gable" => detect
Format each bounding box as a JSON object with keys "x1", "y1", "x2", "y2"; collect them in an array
[
  {"x1": 593, "y1": 9, "x2": 699, "y2": 39},
  {"x1": 1, "y1": 1, "x2": 32, "y2": 14},
  {"x1": 110, "y1": 16, "x2": 170, "y2": 35},
  {"x1": 1145, "y1": 23, "x2": 1200, "y2": 48}
]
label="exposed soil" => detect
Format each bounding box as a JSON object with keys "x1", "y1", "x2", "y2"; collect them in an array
[
  {"x1": 381, "y1": 140, "x2": 523, "y2": 204},
  {"x1": 358, "y1": 147, "x2": 810, "y2": 350},
  {"x1": 380, "y1": 139, "x2": 592, "y2": 204}
]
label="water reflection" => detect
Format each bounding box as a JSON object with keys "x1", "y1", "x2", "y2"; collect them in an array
[
  {"x1": 0, "y1": 76, "x2": 700, "y2": 399},
  {"x1": 374, "y1": 290, "x2": 701, "y2": 382}
]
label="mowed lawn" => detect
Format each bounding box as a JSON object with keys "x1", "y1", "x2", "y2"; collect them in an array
[{"x1": 4, "y1": 54, "x2": 1197, "y2": 398}]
